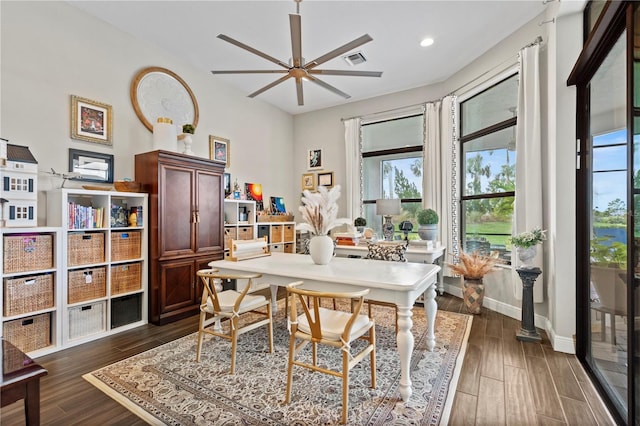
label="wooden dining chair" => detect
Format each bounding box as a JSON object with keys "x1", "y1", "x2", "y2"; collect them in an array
[
  {"x1": 284, "y1": 281, "x2": 376, "y2": 424},
  {"x1": 195, "y1": 269, "x2": 273, "y2": 374}
]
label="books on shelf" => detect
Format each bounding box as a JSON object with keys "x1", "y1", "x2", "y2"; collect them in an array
[
  {"x1": 334, "y1": 232, "x2": 361, "y2": 246},
  {"x1": 68, "y1": 202, "x2": 105, "y2": 229}
]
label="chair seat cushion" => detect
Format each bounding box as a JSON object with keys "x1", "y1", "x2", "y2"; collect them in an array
[
  {"x1": 297, "y1": 307, "x2": 372, "y2": 341},
  {"x1": 204, "y1": 290, "x2": 267, "y2": 314}
]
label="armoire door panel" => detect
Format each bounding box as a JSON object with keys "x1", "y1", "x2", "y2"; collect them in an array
[
  {"x1": 159, "y1": 258, "x2": 196, "y2": 314},
  {"x1": 195, "y1": 170, "x2": 223, "y2": 254},
  {"x1": 160, "y1": 165, "x2": 195, "y2": 256}
]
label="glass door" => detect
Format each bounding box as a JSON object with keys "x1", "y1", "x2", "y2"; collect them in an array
[{"x1": 586, "y1": 29, "x2": 629, "y2": 418}]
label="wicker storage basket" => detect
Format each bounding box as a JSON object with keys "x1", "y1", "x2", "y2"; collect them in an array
[
  {"x1": 237, "y1": 226, "x2": 254, "y2": 240},
  {"x1": 283, "y1": 225, "x2": 294, "y2": 241},
  {"x1": 110, "y1": 231, "x2": 141, "y2": 261},
  {"x1": 3, "y1": 234, "x2": 54, "y2": 274},
  {"x1": 3, "y1": 273, "x2": 54, "y2": 317},
  {"x1": 110, "y1": 262, "x2": 142, "y2": 295},
  {"x1": 67, "y1": 232, "x2": 105, "y2": 266},
  {"x1": 224, "y1": 227, "x2": 237, "y2": 249},
  {"x1": 3, "y1": 313, "x2": 51, "y2": 353},
  {"x1": 270, "y1": 225, "x2": 283, "y2": 243},
  {"x1": 68, "y1": 301, "x2": 106, "y2": 340},
  {"x1": 68, "y1": 267, "x2": 106, "y2": 304}
]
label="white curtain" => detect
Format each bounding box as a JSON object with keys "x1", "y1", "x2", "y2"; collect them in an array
[
  {"x1": 513, "y1": 44, "x2": 544, "y2": 302},
  {"x1": 423, "y1": 95, "x2": 458, "y2": 273},
  {"x1": 343, "y1": 118, "x2": 362, "y2": 220}
]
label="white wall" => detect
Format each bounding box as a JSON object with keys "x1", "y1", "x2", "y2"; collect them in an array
[
  {"x1": 0, "y1": 1, "x2": 296, "y2": 225},
  {"x1": 293, "y1": 9, "x2": 584, "y2": 352}
]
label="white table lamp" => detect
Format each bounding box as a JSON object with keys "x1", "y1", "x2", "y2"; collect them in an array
[{"x1": 376, "y1": 199, "x2": 401, "y2": 241}]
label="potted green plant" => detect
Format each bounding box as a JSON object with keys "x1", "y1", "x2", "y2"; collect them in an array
[
  {"x1": 447, "y1": 249, "x2": 497, "y2": 314},
  {"x1": 182, "y1": 124, "x2": 195, "y2": 134},
  {"x1": 180, "y1": 124, "x2": 196, "y2": 155},
  {"x1": 354, "y1": 217, "x2": 367, "y2": 233},
  {"x1": 509, "y1": 227, "x2": 546, "y2": 268},
  {"x1": 416, "y1": 208, "x2": 439, "y2": 241}
]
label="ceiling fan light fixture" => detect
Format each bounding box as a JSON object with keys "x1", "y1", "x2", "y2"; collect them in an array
[{"x1": 343, "y1": 51, "x2": 367, "y2": 66}]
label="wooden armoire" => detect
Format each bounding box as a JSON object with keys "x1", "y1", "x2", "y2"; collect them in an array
[{"x1": 135, "y1": 150, "x2": 224, "y2": 325}]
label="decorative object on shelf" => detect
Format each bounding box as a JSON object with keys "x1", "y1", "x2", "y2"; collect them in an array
[
  {"x1": 307, "y1": 148, "x2": 323, "y2": 170},
  {"x1": 301, "y1": 173, "x2": 315, "y2": 191},
  {"x1": 245, "y1": 183, "x2": 263, "y2": 210},
  {"x1": 209, "y1": 135, "x2": 230, "y2": 166},
  {"x1": 153, "y1": 117, "x2": 178, "y2": 151},
  {"x1": 223, "y1": 173, "x2": 231, "y2": 197},
  {"x1": 0, "y1": 142, "x2": 38, "y2": 228},
  {"x1": 317, "y1": 171, "x2": 334, "y2": 188},
  {"x1": 298, "y1": 185, "x2": 350, "y2": 265},
  {"x1": 114, "y1": 180, "x2": 142, "y2": 192},
  {"x1": 509, "y1": 226, "x2": 546, "y2": 269},
  {"x1": 354, "y1": 217, "x2": 366, "y2": 233},
  {"x1": 68, "y1": 148, "x2": 114, "y2": 183},
  {"x1": 181, "y1": 124, "x2": 195, "y2": 155},
  {"x1": 128, "y1": 207, "x2": 138, "y2": 227},
  {"x1": 376, "y1": 198, "x2": 400, "y2": 241},
  {"x1": 130, "y1": 66, "x2": 199, "y2": 133},
  {"x1": 416, "y1": 208, "x2": 439, "y2": 241},
  {"x1": 447, "y1": 249, "x2": 497, "y2": 314},
  {"x1": 399, "y1": 220, "x2": 414, "y2": 241},
  {"x1": 270, "y1": 196, "x2": 286, "y2": 214},
  {"x1": 70, "y1": 95, "x2": 113, "y2": 145}
]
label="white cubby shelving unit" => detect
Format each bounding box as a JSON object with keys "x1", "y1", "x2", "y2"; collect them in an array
[
  {"x1": 1, "y1": 227, "x2": 63, "y2": 357},
  {"x1": 223, "y1": 199, "x2": 296, "y2": 255},
  {"x1": 45, "y1": 188, "x2": 148, "y2": 351}
]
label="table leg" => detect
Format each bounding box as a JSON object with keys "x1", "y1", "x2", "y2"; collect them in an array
[
  {"x1": 396, "y1": 305, "x2": 414, "y2": 402},
  {"x1": 424, "y1": 283, "x2": 437, "y2": 351},
  {"x1": 270, "y1": 284, "x2": 278, "y2": 314},
  {"x1": 24, "y1": 379, "x2": 41, "y2": 426}
]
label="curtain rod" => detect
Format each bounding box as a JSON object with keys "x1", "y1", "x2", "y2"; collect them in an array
[{"x1": 341, "y1": 35, "x2": 543, "y2": 123}]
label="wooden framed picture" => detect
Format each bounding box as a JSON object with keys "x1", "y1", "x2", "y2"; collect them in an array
[
  {"x1": 209, "y1": 135, "x2": 230, "y2": 167},
  {"x1": 317, "y1": 171, "x2": 334, "y2": 188},
  {"x1": 307, "y1": 148, "x2": 323, "y2": 170},
  {"x1": 68, "y1": 148, "x2": 114, "y2": 183},
  {"x1": 302, "y1": 173, "x2": 315, "y2": 191},
  {"x1": 70, "y1": 95, "x2": 113, "y2": 145}
]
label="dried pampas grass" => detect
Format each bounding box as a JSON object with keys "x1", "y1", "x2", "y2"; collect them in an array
[{"x1": 447, "y1": 249, "x2": 498, "y2": 280}]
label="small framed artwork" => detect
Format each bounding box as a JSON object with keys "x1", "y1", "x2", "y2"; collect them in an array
[
  {"x1": 68, "y1": 148, "x2": 114, "y2": 183},
  {"x1": 302, "y1": 173, "x2": 315, "y2": 191},
  {"x1": 245, "y1": 182, "x2": 264, "y2": 210},
  {"x1": 223, "y1": 173, "x2": 231, "y2": 196},
  {"x1": 270, "y1": 196, "x2": 286, "y2": 214},
  {"x1": 209, "y1": 135, "x2": 230, "y2": 167},
  {"x1": 70, "y1": 95, "x2": 113, "y2": 145},
  {"x1": 317, "y1": 171, "x2": 334, "y2": 188},
  {"x1": 307, "y1": 148, "x2": 323, "y2": 170}
]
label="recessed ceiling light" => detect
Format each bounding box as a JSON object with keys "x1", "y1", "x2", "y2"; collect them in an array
[{"x1": 420, "y1": 38, "x2": 434, "y2": 47}]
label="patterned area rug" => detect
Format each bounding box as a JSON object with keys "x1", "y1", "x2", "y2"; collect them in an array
[{"x1": 84, "y1": 302, "x2": 472, "y2": 425}]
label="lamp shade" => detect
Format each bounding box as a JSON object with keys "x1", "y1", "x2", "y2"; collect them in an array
[
  {"x1": 153, "y1": 117, "x2": 177, "y2": 151},
  {"x1": 376, "y1": 199, "x2": 401, "y2": 216}
]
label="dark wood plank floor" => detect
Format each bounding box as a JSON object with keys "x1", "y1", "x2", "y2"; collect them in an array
[{"x1": 1, "y1": 293, "x2": 614, "y2": 425}]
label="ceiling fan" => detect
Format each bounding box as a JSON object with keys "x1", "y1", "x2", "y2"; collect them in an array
[{"x1": 211, "y1": 0, "x2": 383, "y2": 106}]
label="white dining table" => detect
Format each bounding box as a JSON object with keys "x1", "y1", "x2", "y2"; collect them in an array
[{"x1": 209, "y1": 252, "x2": 440, "y2": 402}]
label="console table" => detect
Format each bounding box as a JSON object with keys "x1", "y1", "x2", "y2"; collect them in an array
[
  {"x1": 333, "y1": 243, "x2": 446, "y2": 295},
  {"x1": 1, "y1": 338, "x2": 48, "y2": 425},
  {"x1": 210, "y1": 252, "x2": 440, "y2": 402}
]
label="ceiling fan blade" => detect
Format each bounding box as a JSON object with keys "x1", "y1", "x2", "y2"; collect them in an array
[
  {"x1": 305, "y1": 34, "x2": 373, "y2": 70},
  {"x1": 307, "y1": 69, "x2": 383, "y2": 77},
  {"x1": 211, "y1": 70, "x2": 289, "y2": 74},
  {"x1": 307, "y1": 75, "x2": 351, "y2": 99},
  {"x1": 247, "y1": 74, "x2": 293, "y2": 98},
  {"x1": 290, "y1": 14, "x2": 303, "y2": 67},
  {"x1": 296, "y1": 78, "x2": 304, "y2": 106},
  {"x1": 217, "y1": 34, "x2": 290, "y2": 69}
]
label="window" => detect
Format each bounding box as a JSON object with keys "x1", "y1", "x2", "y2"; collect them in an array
[
  {"x1": 10, "y1": 177, "x2": 28, "y2": 192},
  {"x1": 459, "y1": 73, "x2": 518, "y2": 261},
  {"x1": 361, "y1": 114, "x2": 424, "y2": 239}
]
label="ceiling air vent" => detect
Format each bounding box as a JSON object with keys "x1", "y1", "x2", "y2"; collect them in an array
[{"x1": 343, "y1": 51, "x2": 367, "y2": 66}]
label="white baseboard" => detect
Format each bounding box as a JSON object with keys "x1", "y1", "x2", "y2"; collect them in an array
[{"x1": 441, "y1": 283, "x2": 575, "y2": 354}]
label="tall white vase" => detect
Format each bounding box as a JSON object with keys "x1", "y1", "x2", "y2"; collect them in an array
[
  {"x1": 182, "y1": 133, "x2": 194, "y2": 155},
  {"x1": 309, "y1": 235, "x2": 334, "y2": 265}
]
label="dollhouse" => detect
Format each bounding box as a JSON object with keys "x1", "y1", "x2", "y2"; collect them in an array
[{"x1": 0, "y1": 139, "x2": 38, "y2": 227}]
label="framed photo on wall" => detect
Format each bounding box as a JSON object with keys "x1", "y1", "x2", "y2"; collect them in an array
[
  {"x1": 209, "y1": 135, "x2": 230, "y2": 167},
  {"x1": 302, "y1": 173, "x2": 315, "y2": 191},
  {"x1": 68, "y1": 148, "x2": 114, "y2": 183},
  {"x1": 307, "y1": 148, "x2": 323, "y2": 170},
  {"x1": 317, "y1": 171, "x2": 334, "y2": 188},
  {"x1": 70, "y1": 95, "x2": 113, "y2": 145}
]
